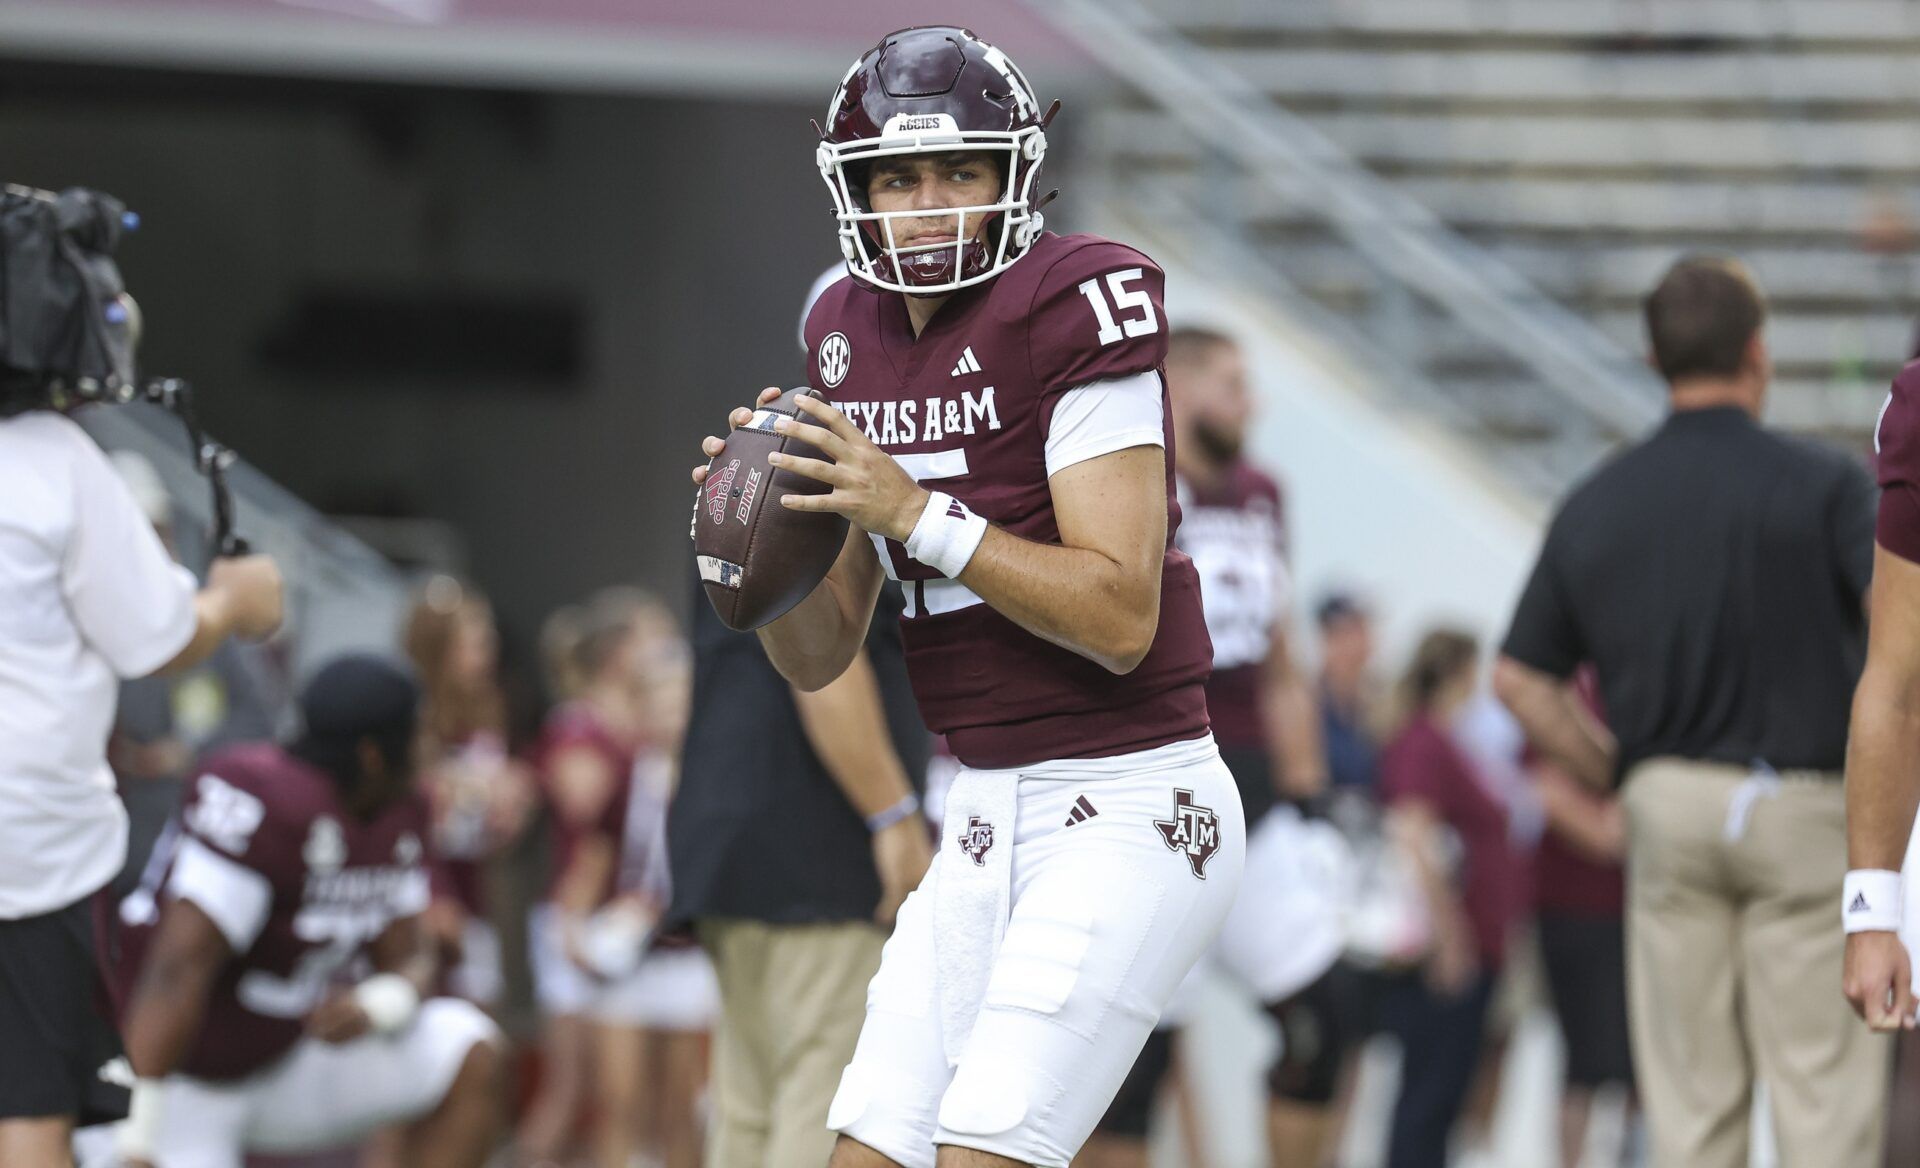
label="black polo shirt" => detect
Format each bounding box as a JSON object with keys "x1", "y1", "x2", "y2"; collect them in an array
[
  {"x1": 668, "y1": 562, "x2": 928, "y2": 926},
  {"x1": 1503, "y1": 406, "x2": 1875, "y2": 782}
]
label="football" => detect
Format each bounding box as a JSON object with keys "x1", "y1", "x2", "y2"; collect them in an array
[{"x1": 693, "y1": 387, "x2": 849, "y2": 631}]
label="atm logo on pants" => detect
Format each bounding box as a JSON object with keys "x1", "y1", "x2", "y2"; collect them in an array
[{"x1": 1154, "y1": 789, "x2": 1221, "y2": 879}]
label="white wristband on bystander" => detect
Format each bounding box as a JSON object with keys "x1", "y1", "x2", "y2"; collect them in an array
[
  {"x1": 905, "y1": 491, "x2": 988, "y2": 580},
  {"x1": 1843, "y1": 869, "x2": 1903, "y2": 933},
  {"x1": 116, "y1": 1077, "x2": 165, "y2": 1160},
  {"x1": 353, "y1": 972, "x2": 421, "y2": 1034}
]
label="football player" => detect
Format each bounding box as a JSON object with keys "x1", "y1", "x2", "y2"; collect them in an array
[
  {"x1": 1085, "y1": 327, "x2": 1352, "y2": 1168},
  {"x1": 89, "y1": 655, "x2": 502, "y2": 1168},
  {"x1": 1843, "y1": 358, "x2": 1920, "y2": 1032},
  {"x1": 693, "y1": 25, "x2": 1246, "y2": 1168}
]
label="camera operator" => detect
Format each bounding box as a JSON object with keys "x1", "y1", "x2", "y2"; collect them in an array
[{"x1": 0, "y1": 186, "x2": 285, "y2": 1166}]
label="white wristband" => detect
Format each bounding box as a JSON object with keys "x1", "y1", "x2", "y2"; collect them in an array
[
  {"x1": 1843, "y1": 869, "x2": 1903, "y2": 933},
  {"x1": 116, "y1": 1078, "x2": 165, "y2": 1159},
  {"x1": 353, "y1": 972, "x2": 421, "y2": 1034},
  {"x1": 905, "y1": 492, "x2": 988, "y2": 579}
]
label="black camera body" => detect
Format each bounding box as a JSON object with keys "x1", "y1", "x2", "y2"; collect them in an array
[{"x1": 0, "y1": 185, "x2": 140, "y2": 416}]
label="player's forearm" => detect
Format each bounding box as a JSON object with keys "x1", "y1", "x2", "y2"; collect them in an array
[
  {"x1": 958, "y1": 525, "x2": 1161, "y2": 674},
  {"x1": 123, "y1": 955, "x2": 220, "y2": 1078},
  {"x1": 1492, "y1": 656, "x2": 1614, "y2": 790},
  {"x1": 1846, "y1": 668, "x2": 1920, "y2": 872},
  {"x1": 759, "y1": 579, "x2": 865, "y2": 690},
  {"x1": 759, "y1": 532, "x2": 882, "y2": 691},
  {"x1": 371, "y1": 916, "x2": 440, "y2": 997},
  {"x1": 792, "y1": 649, "x2": 915, "y2": 818}
]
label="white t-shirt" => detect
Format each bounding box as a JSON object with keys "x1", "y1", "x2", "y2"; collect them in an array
[
  {"x1": 0, "y1": 412, "x2": 198, "y2": 918},
  {"x1": 1044, "y1": 369, "x2": 1166, "y2": 478}
]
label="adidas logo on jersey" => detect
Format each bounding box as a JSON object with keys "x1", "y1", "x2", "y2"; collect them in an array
[
  {"x1": 951, "y1": 346, "x2": 982, "y2": 378},
  {"x1": 1063, "y1": 795, "x2": 1099, "y2": 827}
]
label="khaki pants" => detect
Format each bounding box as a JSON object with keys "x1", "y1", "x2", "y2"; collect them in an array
[
  {"x1": 1622, "y1": 759, "x2": 1891, "y2": 1168},
  {"x1": 697, "y1": 918, "x2": 884, "y2": 1168}
]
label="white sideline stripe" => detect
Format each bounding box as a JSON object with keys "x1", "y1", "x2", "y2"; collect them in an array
[{"x1": 892, "y1": 448, "x2": 970, "y2": 482}]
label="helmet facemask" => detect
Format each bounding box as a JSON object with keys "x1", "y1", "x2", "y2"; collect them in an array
[{"x1": 819, "y1": 118, "x2": 1048, "y2": 296}]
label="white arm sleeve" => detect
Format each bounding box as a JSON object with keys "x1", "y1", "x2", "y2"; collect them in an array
[
  {"x1": 167, "y1": 836, "x2": 273, "y2": 952},
  {"x1": 60, "y1": 430, "x2": 197, "y2": 678},
  {"x1": 1044, "y1": 370, "x2": 1167, "y2": 478}
]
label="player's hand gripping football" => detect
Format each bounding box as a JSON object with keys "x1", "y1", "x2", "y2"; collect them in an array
[
  {"x1": 691, "y1": 388, "x2": 929, "y2": 542},
  {"x1": 770, "y1": 394, "x2": 927, "y2": 541},
  {"x1": 1844, "y1": 930, "x2": 1917, "y2": 1032},
  {"x1": 693, "y1": 387, "x2": 785, "y2": 489}
]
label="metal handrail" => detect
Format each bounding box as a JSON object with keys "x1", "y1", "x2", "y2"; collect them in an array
[{"x1": 1030, "y1": 0, "x2": 1666, "y2": 442}]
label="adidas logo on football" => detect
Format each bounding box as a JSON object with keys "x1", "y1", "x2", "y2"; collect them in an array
[
  {"x1": 1063, "y1": 795, "x2": 1098, "y2": 827},
  {"x1": 1849, "y1": 891, "x2": 1871, "y2": 913},
  {"x1": 951, "y1": 346, "x2": 982, "y2": 378}
]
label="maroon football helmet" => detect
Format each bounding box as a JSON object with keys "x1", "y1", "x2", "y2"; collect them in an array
[{"x1": 817, "y1": 26, "x2": 1055, "y2": 295}]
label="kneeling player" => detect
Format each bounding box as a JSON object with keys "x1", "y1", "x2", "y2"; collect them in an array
[{"x1": 88, "y1": 655, "x2": 502, "y2": 1168}]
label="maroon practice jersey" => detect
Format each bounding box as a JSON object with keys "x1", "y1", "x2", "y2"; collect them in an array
[
  {"x1": 804, "y1": 232, "x2": 1213, "y2": 768},
  {"x1": 1877, "y1": 360, "x2": 1920, "y2": 564},
  {"x1": 114, "y1": 743, "x2": 430, "y2": 1081},
  {"x1": 1175, "y1": 462, "x2": 1288, "y2": 752},
  {"x1": 535, "y1": 701, "x2": 635, "y2": 908}
]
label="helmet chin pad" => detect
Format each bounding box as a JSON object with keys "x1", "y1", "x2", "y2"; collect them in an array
[{"x1": 861, "y1": 210, "x2": 1006, "y2": 293}]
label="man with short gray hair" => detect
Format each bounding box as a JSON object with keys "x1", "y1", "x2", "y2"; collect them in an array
[{"x1": 1495, "y1": 256, "x2": 1888, "y2": 1167}]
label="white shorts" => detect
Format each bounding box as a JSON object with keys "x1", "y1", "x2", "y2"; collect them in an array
[
  {"x1": 530, "y1": 905, "x2": 719, "y2": 1030},
  {"x1": 76, "y1": 998, "x2": 497, "y2": 1168},
  {"x1": 828, "y1": 734, "x2": 1246, "y2": 1168}
]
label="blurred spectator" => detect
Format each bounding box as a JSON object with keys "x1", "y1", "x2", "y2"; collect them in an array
[
  {"x1": 1378, "y1": 630, "x2": 1523, "y2": 1168},
  {"x1": 107, "y1": 450, "x2": 291, "y2": 899},
  {"x1": 1497, "y1": 257, "x2": 1884, "y2": 1168},
  {"x1": 668, "y1": 567, "x2": 929, "y2": 1168},
  {"x1": 1316, "y1": 591, "x2": 1383, "y2": 804},
  {"x1": 1524, "y1": 668, "x2": 1637, "y2": 1168},
  {"x1": 518, "y1": 589, "x2": 715, "y2": 1168},
  {"x1": 402, "y1": 576, "x2": 535, "y2": 1010}
]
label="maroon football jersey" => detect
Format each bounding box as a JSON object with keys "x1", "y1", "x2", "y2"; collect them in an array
[
  {"x1": 803, "y1": 233, "x2": 1213, "y2": 769},
  {"x1": 1175, "y1": 462, "x2": 1288, "y2": 752},
  {"x1": 535, "y1": 701, "x2": 635, "y2": 908},
  {"x1": 116, "y1": 743, "x2": 430, "y2": 1081},
  {"x1": 1877, "y1": 361, "x2": 1920, "y2": 564}
]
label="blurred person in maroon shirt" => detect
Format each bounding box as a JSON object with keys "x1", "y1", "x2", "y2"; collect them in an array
[
  {"x1": 1529, "y1": 668, "x2": 1637, "y2": 1168},
  {"x1": 1378, "y1": 630, "x2": 1525, "y2": 1168},
  {"x1": 403, "y1": 577, "x2": 535, "y2": 1012},
  {"x1": 517, "y1": 590, "x2": 712, "y2": 1168}
]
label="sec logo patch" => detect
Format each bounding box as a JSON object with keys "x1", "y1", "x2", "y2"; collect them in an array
[{"x1": 819, "y1": 331, "x2": 851, "y2": 388}]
